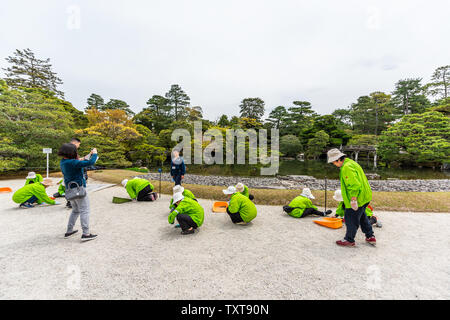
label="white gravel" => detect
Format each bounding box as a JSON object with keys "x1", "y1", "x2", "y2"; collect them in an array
[{"x1": 0, "y1": 178, "x2": 449, "y2": 300}]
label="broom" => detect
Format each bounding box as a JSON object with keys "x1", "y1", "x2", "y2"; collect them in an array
[{"x1": 112, "y1": 196, "x2": 132, "y2": 204}]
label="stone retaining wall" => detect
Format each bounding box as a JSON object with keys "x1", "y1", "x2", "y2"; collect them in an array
[{"x1": 138, "y1": 173, "x2": 450, "y2": 192}]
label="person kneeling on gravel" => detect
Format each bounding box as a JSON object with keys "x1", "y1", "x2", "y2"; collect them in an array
[
  {"x1": 283, "y1": 187, "x2": 331, "y2": 218},
  {"x1": 13, "y1": 178, "x2": 61, "y2": 209},
  {"x1": 223, "y1": 186, "x2": 257, "y2": 225},
  {"x1": 235, "y1": 182, "x2": 254, "y2": 201},
  {"x1": 333, "y1": 189, "x2": 382, "y2": 228},
  {"x1": 121, "y1": 177, "x2": 158, "y2": 201},
  {"x1": 168, "y1": 193, "x2": 204, "y2": 235}
]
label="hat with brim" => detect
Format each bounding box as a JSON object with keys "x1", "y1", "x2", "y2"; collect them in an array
[
  {"x1": 41, "y1": 178, "x2": 53, "y2": 187},
  {"x1": 333, "y1": 189, "x2": 343, "y2": 202},
  {"x1": 173, "y1": 185, "x2": 184, "y2": 194},
  {"x1": 223, "y1": 186, "x2": 237, "y2": 195},
  {"x1": 300, "y1": 187, "x2": 315, "y2": 199},
  {"x1": 327, "y1": 148, "x2": 346, "y2": 163},
  {"x1": 173, "y1": 192, "x2": 185, "y2": 203},
  {"x1": 121, "y1": 179, "x2": 128, "y2": 187},
  {"x1": 26, "y1": 172, "x2": 36, "y2": 179}
]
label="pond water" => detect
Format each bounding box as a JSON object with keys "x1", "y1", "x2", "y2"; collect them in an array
[{"x1": 184, "y1": 160, "x2": 450, "y2": 180}]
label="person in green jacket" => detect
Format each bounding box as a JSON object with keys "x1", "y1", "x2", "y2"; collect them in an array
[
  {"x1": 235, "y1": 182, "x2": 254, "y2": 201},
  {"x1": 53, "y1": 179, "x2": 66, "y2": 198},
  {"x1": 283, "y1": 188, "x2": 331, "y2": 218},
  {"x1": 223, "y1": 186, "x2": 257, "y2": 225},
  {"x1": 13, "y1": 178, "x2": 61, "y2": 208},
  {"x1": 328, "y1": 148, "x2": 376, "y2": 247},
  {"x1": 168, "y1": 192, "x2": 204, "y2": 235},
  {"x1": 333, "y1": 189, "x2": 381, "y2": 227},
  {"x1": 25, "y1": 172, "x2": 43, "y2": 185},
  {"x1": 170, "y1": 185, "x2": 196, "y2": 210},
  {"x1": 121, "y1": 177, "x2": 157, "y2": 201}
]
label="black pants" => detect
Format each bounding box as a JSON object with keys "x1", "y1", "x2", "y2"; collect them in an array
[
  {"x1": 344, "y1": 202, "x2": 374, "y2": 242},
  {"x1": 173, "y1": 175, "x2": 182, "y2": 186},
  {"x1": 226, "y1": 208, "x2": 244, "y2": 223},
  {"x1": 176, "y1": 214, "x2": 197, "y2": 231},
  {"x1": 300, "y1": 208, "x2": 325, "y2": 218},
  {"x1": 137, "y1": 185, "x2": 155, "y2": 201}
]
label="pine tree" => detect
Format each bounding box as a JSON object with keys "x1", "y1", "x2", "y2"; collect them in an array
[
  {"x1": 165, "y1": 84, "x2": 190, "y2": 121},
  {"x1": 3, "y1": 48, "x2": 64, "y2": 98}
]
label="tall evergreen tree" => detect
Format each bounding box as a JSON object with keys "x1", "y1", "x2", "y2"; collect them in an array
[
  {"x1": 267, "y1": 106, "x2": 288, "y2": 129},
  {"x1": 104, "y1": 99, "x2": 135, "y2": 116},
  {"x1": 165, "y1": 84, "x2": 190, "y2": 121},
  {"x1": 2, "y1": 48, "x2": 64, "y2": 98},
  {"x1": 86, "y1": 93, "x2": 105, "y2": 111},
  {"x1": 426, "y1": 65, "x2": 449, "y2": 100},
  {"x1": 392, "y1": 78, "x2": 430, "y2": 115},
  {"x1": 239, "y1": 97, "x2": 265, "y2": 121}
]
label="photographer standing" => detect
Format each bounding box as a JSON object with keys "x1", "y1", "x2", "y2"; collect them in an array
[{"x1": 59, "y1": 143, "x2": 98, "y2": 242}]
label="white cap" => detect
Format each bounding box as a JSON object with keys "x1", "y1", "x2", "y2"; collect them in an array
[
  {"x1": 121, "y1": 179, "x2": 128, "y2": 187},
  {"x1": 333, "y1": 189, "x2": 343, "y2": 202},
  {"x1": 172, "y1": 192, "x2": 185, "y2": 203},
  {"x1": 235, "y1": 182, "x2": 244, "y2": 192},
  {"x1": 223, "y1": 186, "x2": 237, "y2": 195},
  {"x1": 26, "y1": 172, "x2": 36, "y2": 179},
  {"x1": 300, "y1": 187, "x2": 315, "y2": 199},
  {"x1": 327, "y1": 148, "x2": 346, "y2": 163},
  {"x1": 173, "y1": 185, "x2": 184, "y2": 194}
]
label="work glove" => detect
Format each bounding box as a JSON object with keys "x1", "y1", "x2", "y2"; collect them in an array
[
  {"x1": 132, "y1": 198, "x2": 137, "y2": 202},
  {"x1": 350, "y1": 199, "x2": 358, "y2": 211},
  {"x1": 54, "y1": 201, "x2": 61, "y2": 205}
]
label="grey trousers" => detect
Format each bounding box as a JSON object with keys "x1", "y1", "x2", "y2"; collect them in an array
[{"x1": 67, "y1": 195, "x2": 90, "y2": 235}]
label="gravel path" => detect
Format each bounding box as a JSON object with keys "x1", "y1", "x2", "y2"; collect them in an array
[{"x1": 0, "y1": 178, "x2": 449, "y2": 300}]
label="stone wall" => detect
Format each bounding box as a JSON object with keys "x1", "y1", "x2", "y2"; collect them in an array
[{"x1": 139, "y1": 173, "x2": 450, "y2": 192}]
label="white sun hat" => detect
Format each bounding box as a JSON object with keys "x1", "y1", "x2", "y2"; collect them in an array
[
  {"x1": 235, "y1": 182, "x2": 245, "y2": 192},
  {"x1": 121, "y1": 179, "x2": 128, "y2": 187},
  {"x1": 300, "y1": 187, "x2": 315, "y2": 199},
  {"x1": 26, "y1": 172, "x2": 36, "y2": 179},
  {"x1": 172, "y1": 192, "x2": 185, "y2": 203},
  {"x1": 173, "y1": 185, "x2": 184, "y2": 194},
  {"x1": 223, "y1": 186, "x2": 237, "y2": 195},
  {"x1": 333, "y1": 189, "x2": 343, "y2": 202},
  {"x1": 327, "y1": 148, "x2": 346, "y2": 163}
]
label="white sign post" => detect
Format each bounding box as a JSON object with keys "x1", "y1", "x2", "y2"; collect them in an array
[{"x1": 43, "y1": 148, "x2": 52, "y2": 178}]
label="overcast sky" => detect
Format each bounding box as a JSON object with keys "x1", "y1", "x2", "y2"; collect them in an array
[{"x1": 1, "y1": 0, "x2": 449, "y2": 120}]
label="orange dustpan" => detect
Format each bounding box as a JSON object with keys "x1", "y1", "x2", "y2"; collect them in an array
[
  {"x1": 212, "y1": 201, "x2": 228, "y2": 213},
  {"x1": 0, "y1": 187, "x2": 12, "y2": 193},
  {"x1": 313, "y1": 217, "x2": 343, "y2": 229}
]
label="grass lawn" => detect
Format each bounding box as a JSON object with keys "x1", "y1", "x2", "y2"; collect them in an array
[{"x1": 51, "y1": 169, "x2": 450, "y2": 213}]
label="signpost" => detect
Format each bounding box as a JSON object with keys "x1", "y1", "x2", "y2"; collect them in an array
[
  {"x1": 43, "y1": 148, "x2": 52, "y2": 178},
  {"x1": 158, "y1": 168, "x2": 162, "y2": 196}
]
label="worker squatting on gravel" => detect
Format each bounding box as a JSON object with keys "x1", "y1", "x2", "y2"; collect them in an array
[
  {"x1": 168, "y1": 192, "x2": 204, "y2": 235},
  {"x1": 327, "y1": 148, "x2": 377, "y2": 247},
  {"x1": 12, "y1": 178, "x2": 59, "y2": 209},
  {"x1": 283, "y1": 187, "x2": 332, "y2": 218},
  {"x1": 223, "y1": 186, "x2": 257, "y2": 225},
  {"x1": 121, "y1": 177, "x2": 158, "y2": 201}
]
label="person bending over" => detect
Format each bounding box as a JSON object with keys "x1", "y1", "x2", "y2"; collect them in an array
[
  {"x1": 283, "y1": 188, "x2": 331, "y2": 218},
  {"x1": 169, "y1": 185, "x2": 196, "y2": 210},
  {"x1": 25, "y1": 172, "x2": 43, "y2": 185},
  {"x1": 13, "y1": 178, "x2": 60, "y2": 209},
  {"x1": 223, "y1": 186, "x2": 257, "y2": 225},
  {"x1": 121, "y1": 177, "x2": 157, "y2": 201},
  {"x1": 235, "y1": 182, "x2": 254, "y2": 201},
  {"x1": 168, "y1": 193, "x2": 204, "y2": 235}
]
